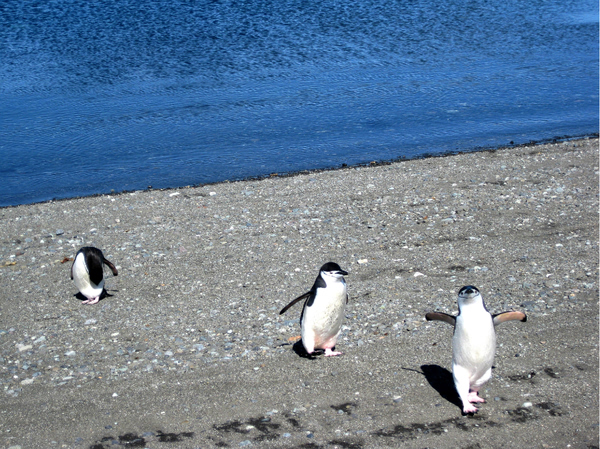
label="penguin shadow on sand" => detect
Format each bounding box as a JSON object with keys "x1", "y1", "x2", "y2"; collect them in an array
[
  {"x1": 291, "y1": 340, "x2": 316, "y2": 359},
  {"x1": 73, "y1": 289, "x2": 116, "y2": 304},
  {"x1": 290, "y1": 339, "x2": 340, "y2": 359},
  {"x1": 405, "y1": 365, "x2": 463, "y2": 411}
]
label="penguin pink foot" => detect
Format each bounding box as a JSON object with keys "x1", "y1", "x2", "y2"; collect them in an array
[
  {"x1": 468, "y1": 391, "x2": 485, "y2": 403},
  {"x1": 324, "y1": 348, "x2": 342, "y2": 357},
  {"x1": 463, "y1": 403, "x2": 479, "y2": 414},
  {"x1": 81, "y1": 297, "x2": 100, "y2": 305}
]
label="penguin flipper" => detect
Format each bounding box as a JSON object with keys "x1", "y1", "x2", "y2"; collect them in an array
[
  {"x1": 493, "y1": 311, "x2": 527, "y2": 325},
  {"x1": 280, "y1": 291, "x2": 311, "y2": 315},
  {"x1": 103, "y1": 258, "x2": 118, "y2": 276},
  {"x1": 425, "y1": 312, "x2": 456, "y2": 327}
]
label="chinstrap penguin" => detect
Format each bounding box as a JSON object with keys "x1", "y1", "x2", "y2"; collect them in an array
[
  {"x1": 425, "y1": 285, "x2": 526, "y2": 414},
  {"x1": 71, "y1": 247, "x2": 118, "y2": 305},
  {"x1": 280, "y1": 262, "x2": 349, "y2": 357}
]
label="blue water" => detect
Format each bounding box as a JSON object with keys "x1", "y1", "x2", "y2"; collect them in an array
[{"x1": 1, "y1": 0, "x2": 598, "y2": 207}]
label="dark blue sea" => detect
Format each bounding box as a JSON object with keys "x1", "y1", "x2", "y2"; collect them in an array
[{"x1": 1, "y1": 0, "x2": 598, "y2": 207}]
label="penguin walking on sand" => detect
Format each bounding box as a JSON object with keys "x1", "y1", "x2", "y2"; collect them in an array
[
  {"x1": 425, "y1": 285, "x2": 526, "y2": 414},
  {"x1": 71, "y1": 247, "x2": 118, "y2": 305},
  {"x1": 280, "y1": 262, "x2": 349, "y2": 357}
]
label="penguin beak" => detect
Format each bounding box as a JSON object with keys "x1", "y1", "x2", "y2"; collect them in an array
[{"x1": 338, "y1": 270, "x2": 349, "y2": 276}]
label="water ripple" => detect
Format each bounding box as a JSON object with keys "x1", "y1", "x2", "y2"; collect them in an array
[{"x1": 0, "y1": 0, "x2": 597, "y2": 205}]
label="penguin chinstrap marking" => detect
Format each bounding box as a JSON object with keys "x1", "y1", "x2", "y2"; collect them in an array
[
  {"x1": 71, "y1": 247, "x2": 118, "y2": 305},
  {"x1": 425, "y1": 285, "x2": 527, "y2": 414},
  {"x1": 280, "y1": 262, "x2": 349, "y2": 357}
]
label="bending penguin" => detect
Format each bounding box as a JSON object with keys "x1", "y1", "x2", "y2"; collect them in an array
[
  {"x1": 280, "y1": 262, "x2": 348, "y2": 357},
  {"x1": 425, "y1": 285, "x2": 526, "y2": 414},
  {"x1": 71, "y1": 247, "x2": 118, "y2": 305}
]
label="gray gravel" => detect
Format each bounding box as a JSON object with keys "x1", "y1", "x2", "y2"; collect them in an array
[{"x1": 0, "y1": 138, "x2": 598, "y2": 448}]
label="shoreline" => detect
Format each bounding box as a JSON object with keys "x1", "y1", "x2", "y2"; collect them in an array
[
  {"x1": 0, "y1": 137, "x2": 598, "y2": 448},
  {"x1": 2, "y1": 132, "x2": 597, "y2": 210}
]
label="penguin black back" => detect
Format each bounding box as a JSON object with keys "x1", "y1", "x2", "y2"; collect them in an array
[{"x1": 83, "y1": 247, "x2": 105, "y2": 285}]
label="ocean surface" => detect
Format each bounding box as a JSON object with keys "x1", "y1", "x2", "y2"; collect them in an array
[{"x1": 0, "y1": 0, "x2": 598, "y2": 207}]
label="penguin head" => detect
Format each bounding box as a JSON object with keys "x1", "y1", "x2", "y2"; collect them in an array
[
  {"x1": 319, "y1": 262, "x2": 349, "y2": 280},
  {"x1": 457, "y1": 285, "x2": 482, "y2": 305},
  {"x1": 458, "y1": 285, "x2": 479, "y2": 296}
]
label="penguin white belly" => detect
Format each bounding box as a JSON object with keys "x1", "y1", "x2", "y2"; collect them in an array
[
  {"x1": 72, "y1": 253, "x2": 104, "y2": 299},
  {"x1": 452, "y1": 313, "x2": 496, "y2": 381},
  {"x1": 302, "y1": 284, "x2": 346, "y2": 349}
]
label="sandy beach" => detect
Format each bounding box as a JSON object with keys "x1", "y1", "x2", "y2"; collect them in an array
[{"x1": 0, "y1": 137, "x2": 598, "y2": 448}]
